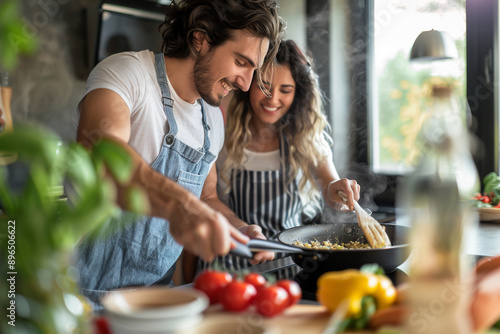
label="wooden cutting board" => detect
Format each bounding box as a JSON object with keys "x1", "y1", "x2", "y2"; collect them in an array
[{"x1": 200, "y1": 304, "x2": 374, "y2": 334}]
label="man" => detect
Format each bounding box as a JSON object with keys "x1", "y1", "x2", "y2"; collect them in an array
[{"x1": 75, "y1": 0, "x2": 283, "y2": 308}]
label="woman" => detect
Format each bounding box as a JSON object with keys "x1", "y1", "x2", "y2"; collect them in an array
[{"x1": 193, "y1": 40, "x2": 360, "y2": 280}]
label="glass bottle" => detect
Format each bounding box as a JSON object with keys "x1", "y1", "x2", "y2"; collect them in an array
[{"x1": 399, "y1": 85, "x2": 478, "y2": 334}]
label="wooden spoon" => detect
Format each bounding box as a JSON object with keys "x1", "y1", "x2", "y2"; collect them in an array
[{"x1": 338, "y1": 191, "x2": 391, "y2": 248}]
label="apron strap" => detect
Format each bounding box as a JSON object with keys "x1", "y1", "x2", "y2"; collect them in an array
[
  {"x1": 154, "y1": 53, "x2": 178, "y2": 137},
  {"x1": 154, "y1": 53, "x2": 211, "y2": 153},
  {"x1": 198, "y1": 99, "x2": 211, "y2": 153}
]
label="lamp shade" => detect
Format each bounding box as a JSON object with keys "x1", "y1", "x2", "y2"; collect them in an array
[{"x1": 410, "y1": 30, "x2": 458, "y2": 62}]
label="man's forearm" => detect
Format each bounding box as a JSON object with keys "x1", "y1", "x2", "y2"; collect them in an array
[
  {"x1": 203, "y1": 197, "x2": 247, "y2": 230},
  {"x1": 97, "y1": 134, "x2": 194, "y2": 220}
]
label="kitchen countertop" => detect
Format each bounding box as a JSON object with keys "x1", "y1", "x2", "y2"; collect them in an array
[
  {"x1": 199, "y1": 304, "x2": 372, "y2": 334},
  {"x1": 471, "y1": 221, "x2": 500, "y2": 256},
  {"x1": 184, "y1": 220, "x2": 500, "y2": 334}
]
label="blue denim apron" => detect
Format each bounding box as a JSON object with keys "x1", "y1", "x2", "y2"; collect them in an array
[{"x1": 76, "y1": 53, "x2": 215, "y2": 309}]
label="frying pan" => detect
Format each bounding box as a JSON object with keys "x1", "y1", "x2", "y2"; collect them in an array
[{"x1": 276, "y1": 222, "x2": 411, "y2": 274}]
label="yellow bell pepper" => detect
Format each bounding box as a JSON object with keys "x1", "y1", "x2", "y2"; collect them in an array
[{"x1": 316, "y1": 269, "x2": 397, "y2": 317}]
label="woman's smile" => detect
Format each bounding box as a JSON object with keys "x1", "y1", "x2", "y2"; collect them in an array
[{"x1": 262, "y1": 104, "x2": 280, "y2": 114}]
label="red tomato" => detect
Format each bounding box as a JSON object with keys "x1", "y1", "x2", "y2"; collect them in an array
[
  {"x1": 254, "y1": 285, "x2": 290, "y2": 317},
  {"x1": 193, "y1": 270, "x2": 232, "y2": 304},
  {"x1": 244, "y1": 273, "x2": 267, "y2": 290},
  {"x1": 276, "y1": 279, "x2": 302, "y2": 306},
  {"x1": 94, "y1": 316, "x2": 112, "y2": 334},
  {"x1": 220, "y1": 281, "x2": 257, "y2": 312}
]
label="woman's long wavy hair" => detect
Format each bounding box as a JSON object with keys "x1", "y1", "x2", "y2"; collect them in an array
[
  {"x1": 159, "y1": 0, "x2": 284, "y2": 97},
  {"x1": 222, "y1": 40, "x2": 333, "y2": 213}
]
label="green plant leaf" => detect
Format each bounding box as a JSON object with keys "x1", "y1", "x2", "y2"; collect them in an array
[
  {"x1": 483, "y1": 172, "x2": 499, "y2": 186},
  {"x1": 484, "y1": 175, "x2": 500, "y2": 194},
  {"x1": 5, "y1": 21, "x2": 38, "y2": 53},
  {"x1": 126, "y1": 186, "x2": 149, "y2": 214},
  {"x1": 0, "y1": 123, "x2": 146, "y2": 334},
  {"x1": 0, "y1": 125, "x2": 60, "y2": 171},
  {"x1": 65, "y1": 180, "x2": 118, "y2": 236},
  {"x1": 92, "y1": 139, "x2": 133, "y2": 183},
  {"x1": 360, "y1": 263, "x2": 385, "y2": 275},
  {"x1": 0, "y1": 0, "x2": 18, "y2": 23},
  {"x1": 0, "y1": 168, "x2": 15, "y2": 213},
  {"x1": 0, "y1": 0, "x2": 38, "y2": 70},
  {"x1": 0, "y1": 44, "x2": 17, "y2": 70},
  {"x1": 64, "y1": 143, "x2": 98, "y2": 190}
]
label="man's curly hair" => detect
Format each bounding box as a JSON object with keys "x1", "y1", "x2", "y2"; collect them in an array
[{"x1": 159, "y1": 0, "x2": 285, "y2": 97}]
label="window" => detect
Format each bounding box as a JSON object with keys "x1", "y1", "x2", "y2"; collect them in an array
[
  {"x1": 370, "y1": 0, "x2": 466, "y2": 175},
  {"x1": 310, "y1": 0, "x2": 493, "y2": 209}
]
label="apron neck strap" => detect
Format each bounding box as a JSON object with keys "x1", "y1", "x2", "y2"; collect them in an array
[
  {"x1": 154, "y1": 53, "x2": 177, "y2": 136},
  {"x1": 154, "y1": 53, "x2": 211, "y2": 152}
]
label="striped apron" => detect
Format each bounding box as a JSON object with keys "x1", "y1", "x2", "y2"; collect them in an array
[{"x1": 203, "y1": 132, "x2": 304, "y2": 279}]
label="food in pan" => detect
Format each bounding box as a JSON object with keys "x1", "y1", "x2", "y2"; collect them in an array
[{"x1": 293, "y1": 239, "x2": 371, "y2": 250}]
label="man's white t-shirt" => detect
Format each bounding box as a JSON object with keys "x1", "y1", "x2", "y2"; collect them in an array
[{"x1": 75, "y1": 50, "x2": 224, "y2": 168}]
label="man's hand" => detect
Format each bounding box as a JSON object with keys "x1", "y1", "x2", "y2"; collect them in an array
[
  {"x1": 238, "y1": 224, "x2": 275, "y2": 265},
  {"x1": 166, "y1": 192, "x2": 249, "y2": 262}
]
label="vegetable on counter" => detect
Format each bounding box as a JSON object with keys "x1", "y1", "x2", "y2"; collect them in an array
[
  {"x1": 193, "y1": 269, "x2": 302, "y2": 317},
  {"x1": 244, "y1": 272, "x2": 267, "y2": 289},
  {"x1": 219, "y1": 280, "x2": 257, "y2": 312},
  {"x1": 193, "y1": 269, "x2": 233, "y2": 304},
  {"x1": 276, "y1": 279, "x2": 302, "y2": 307},
  {"x1": 472, "y1": 172, "x2": 500, "y2": 208},
  {"x1": 316, "y1": 264, "x2": 397, "y2": 331},
  {"x1": 254, "y1": 284, "x2": 290, "y2": 317}
]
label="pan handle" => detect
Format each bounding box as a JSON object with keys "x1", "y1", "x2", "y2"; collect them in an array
[
  {"x1": 230, "y1": 238, "x2": 254, "y2": 258},
  {"x1": 229, "y1": 238, "x2": 310, "y2": 259},
  {"x1": 246, "y1": 239, "x2": 308, "y2": 253}
]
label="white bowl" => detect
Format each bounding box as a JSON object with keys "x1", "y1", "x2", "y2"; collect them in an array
[{"x1": 101, "y1": 287, "x2": 209, "y2": 334}]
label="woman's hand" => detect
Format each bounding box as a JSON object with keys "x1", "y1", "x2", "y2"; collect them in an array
[
  {"x1": 326, "y1": 178, "x2": 361, "y2": 211},
  {"x1": 238, "y1": 225, "x2": 275, "y2": 265}
]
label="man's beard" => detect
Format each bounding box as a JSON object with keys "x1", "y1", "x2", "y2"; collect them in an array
[{"x1": 193, "y1": 50, "x2": 223, "y2": 107}]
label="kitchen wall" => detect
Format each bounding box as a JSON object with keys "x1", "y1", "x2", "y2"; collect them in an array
[
  {"x1": 7, "y1": 0, "x2": 310, "y2": 143},
  {"x1": 8, "y1": 0, "x2": 92, "y2": 142},
  {"x1": 6, "y1": 0, "x2": 381, "y2": 219},
  {"x1": 7, "y1": 0, "x2": 359, "y2": 204}
]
